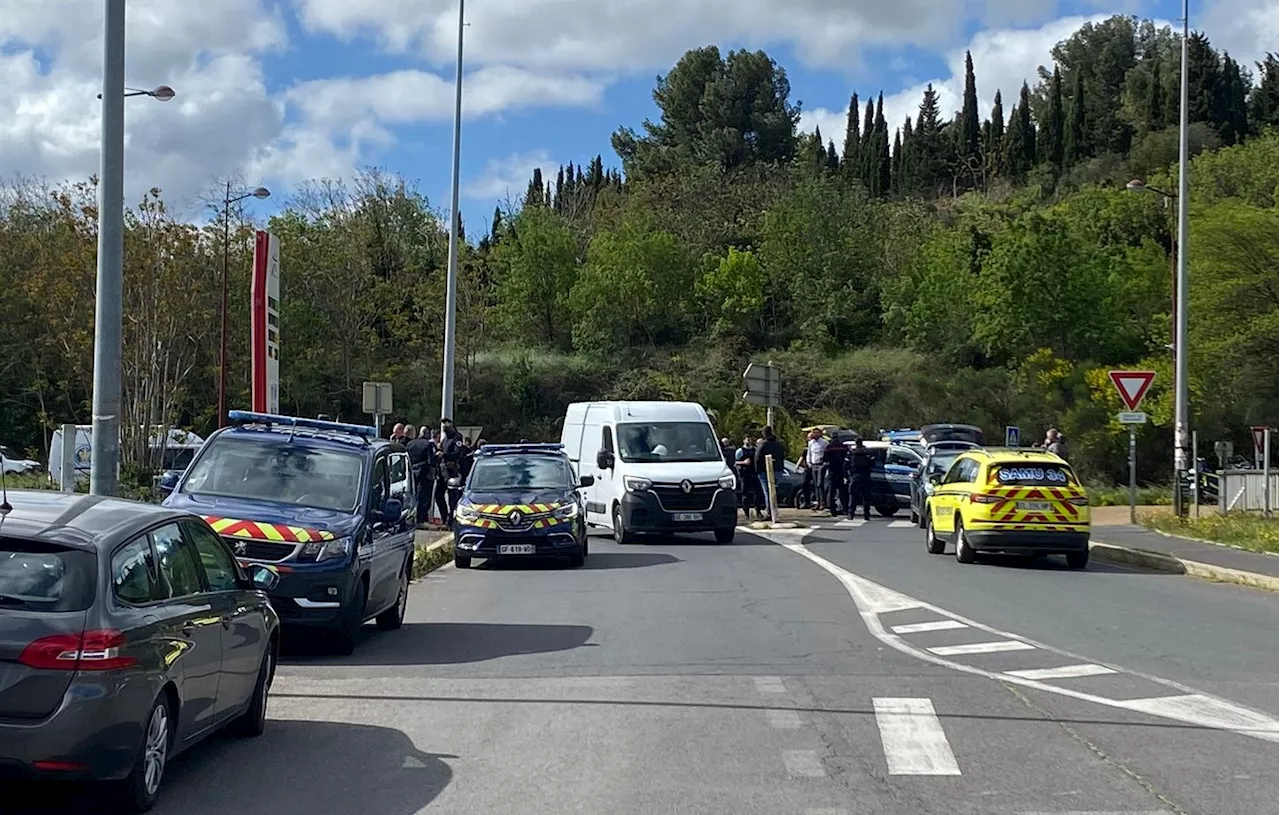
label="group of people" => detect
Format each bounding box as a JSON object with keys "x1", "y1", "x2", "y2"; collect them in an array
[
  {"x1": 721, "y1": 427, "x2": 784, "y2": 520},
  {"x1": 718, "y1": 428, "x2": 877, "y2": 522},
  {"x1": 390, "y1": 418, "x2": 483, "y2": 528}
]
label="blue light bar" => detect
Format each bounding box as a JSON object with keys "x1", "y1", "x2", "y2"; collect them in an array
[
  {"x1": 228, "y1": 410, "x2": 378, "y2": 438},
  {"x1": 479, "y1": 443, "x2": 564, "y2": 456}
]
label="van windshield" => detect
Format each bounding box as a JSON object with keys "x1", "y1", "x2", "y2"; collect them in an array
[
  {"x1": 617, "y1": 422, "x2": 721, "y2": 463},
  {"x1": 181, "y1": 438, "x2": 364, "y2": 511}
]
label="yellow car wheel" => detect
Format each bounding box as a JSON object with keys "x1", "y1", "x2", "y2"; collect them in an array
[{"x1": 954, "y1": 520, "x2": 976, "y2": 564}]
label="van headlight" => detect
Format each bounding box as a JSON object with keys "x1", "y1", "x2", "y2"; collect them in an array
[
  {"x1": 455, "y1": 502, "x2": 480, "y2": 524},
  {"x1": 304, "y1": 536, "x2": 352, "y2": 563},
  {"x1": 718, "y1": 474, "x2": 736, "y2": 489},
  {"x1": 553, "y1": 503, "x2": 579, "y2": 520},
  {"x1": 623, "y1": 476, "x2": 651, "y2": 492}
]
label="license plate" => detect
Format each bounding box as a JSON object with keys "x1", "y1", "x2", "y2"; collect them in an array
[
  {"x1": 1018, "y1": 501, "x2": 1052, "y2": 512},
  {"x1": 672, "y1": 512, "x2": 703, "y2": 522},
  {"x1": 498, "y1": 544, "x2": 536, "y2": 555}
]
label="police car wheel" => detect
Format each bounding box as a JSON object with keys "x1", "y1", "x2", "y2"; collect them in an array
[
  {"x1": 909, "y1": 508, "x2": 919, "y2": 525},
  {"x1": 568, "y1": 548, "x2": 586, "y2": 568},
  {"x1": 875, "y1": 505, "x2": 898, "y2": 518},
  {"x1": 454, "y1": 553, "x2": 472, "y2": 569},
  {"x1": 376, "y1": 566, "x2": 409, "y2": 630},
  {"x1": 333, "y1": 583, "x2": 366, "y2": 655},
  {"x1": 714, "y1": 527, "x2": 735, "y2": 544}
]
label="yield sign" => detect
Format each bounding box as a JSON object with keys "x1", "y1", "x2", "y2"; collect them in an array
[
  {"x1": 1108, "y1": 370, "x2": 1156, "y2": 411},
  {"x1": 1251, "y1": 426, "x2": 1268, "y2": 456}
]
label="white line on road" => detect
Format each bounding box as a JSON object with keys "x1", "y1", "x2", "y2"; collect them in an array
[
  {"x1": 1017, "y1": 811, "x2": 1171, "y2": 814},
  {"x1": 888, "y1": 519, "x2": 915, "y2": 528},
  {"x1": 891, "y1": 619, "x2": 969, "y2": 634},
  {"x1": 872, "y1": 697, "x2": 962, "y2": 775},
  {"x1": 782, "y1": 749, "x2": 826, "y2": 777},
  {"x1": 834, "y1": 519, "x2": 865, "y2": 527},
  {"x1": 754, "y1": 676, "x2": 787, "y2": 693},
  {"x1": 750, "y1": 528, "x2": 1280, "y2": 743},
  {"x1": 766, "y1": 708, "x2": 803, "y2": 728},
  {"x1": 804, "y1": 810, "x2": 851, "y2": 815},
  {"x1": 1006, "y1": 664, "x2": 1118, "y2": 680},
  {"x1": 929, "y1": 640, "x2": 1036, "y2": 656}
]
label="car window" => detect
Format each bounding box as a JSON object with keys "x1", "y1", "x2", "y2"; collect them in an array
[
  {"x1": 1, "y1": 537, "x2": 97, "y2": 611},
  {"x1": 370, "y1": 457, "x2": 390, "y2": 507},
  {"x1": 182, "y1": 521, "x2": 241, "y2": 593},
  {"x1": 389, "y1": 453, "x2": 407, "y2": 484},
  {"x1": 942, "y1": 458, "x2": 970, "y2": 484},
  {"x1": 989, "y1": 462, "x2": 1079, "y2": 487},
  {"x1": 151, "y1": 523, "x2": 205, "y2": 598},
  {"x1": 111, "y1": 535, "x2": 163, "y2": 605},
  {"x1": 181, "y1": 437, "x2": 364, "y2": 512},
  {"x1": 470, "y1": 455, "x2": 574, "y2": 490},
  {"x1": 601, "y1": 426, "x2": 615, "y2": 454},
  {"x1": 887, "y1": 448, "x2": 920, "y2": 467}
]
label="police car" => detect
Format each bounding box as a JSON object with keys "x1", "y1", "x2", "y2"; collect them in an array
[
  {"x1": 159, "y1": 411, "x2": 417, "y2": 654},
  {"x1": 451, "y1": 443, "x2": 593, "y2": 569}
]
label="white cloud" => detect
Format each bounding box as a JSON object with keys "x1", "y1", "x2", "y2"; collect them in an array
[
  {"x1": 463, "y1": 150, "x2": 553, "y2": 202},
  {"x1": 1200, "y1": 0, "x2": 1279, "y2": 68}
]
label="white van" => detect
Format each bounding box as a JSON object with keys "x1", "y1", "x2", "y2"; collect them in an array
[
  {"x1": 48, "y1": 425, "x2": 205, "y2": 486},
  {"x1": 560, "y1": 401, "x2": 738, "y2": 543}
]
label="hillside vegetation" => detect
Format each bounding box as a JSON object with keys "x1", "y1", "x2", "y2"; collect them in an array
[{"x1": 0, "y1": 15, "x2": 1275, "y2": 487}]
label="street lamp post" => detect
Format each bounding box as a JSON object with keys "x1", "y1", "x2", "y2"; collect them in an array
[
  {"x1": 88, "y1": 0, "x2": 175, "y2": 497},
  {"x1": 440, "y1": 0, "x2": 465, "y2": 422},
  {"x1": 217, "y1": 184, "x2": 271, "y2": 428}
]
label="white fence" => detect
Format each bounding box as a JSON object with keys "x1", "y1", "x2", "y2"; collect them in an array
[{"x1": 1218, "y1": 470, "x2": 1278, "y2": 513}]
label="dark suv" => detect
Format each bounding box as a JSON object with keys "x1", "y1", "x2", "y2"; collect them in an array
[{"x1": 161, "y1": 411, "x2": 416, "y2": 654}]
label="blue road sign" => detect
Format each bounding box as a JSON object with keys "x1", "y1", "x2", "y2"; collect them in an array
[{"x1": 1005, "y1": 426, "x2": 1020, "y2": 447}]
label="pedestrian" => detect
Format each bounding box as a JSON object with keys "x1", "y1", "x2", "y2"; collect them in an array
[
  {"x1": 1045, "y1": 428, "x2": 1069, "y2": 461},
  {"x1": 736, "y1": 435, "x2": 764, "y2": 520},
  {"x1": 846, "y1": 438, "x2": 873, "y2": 521},
  {"x1": 822, "y1": 436, "x2": 848, "y2": 517},
  {"x1": 425, "y1": 428, "x2": 449, "y2": 526},
  {"x1": 389, "y1": 422, "x2": 406, "y2": 443},
  {"x1": 404, "y1": 428, "x2": 433, "y2": 526},
  {"x1": 804, "y1": 429, "x2": 829, "y2": 511},
  {"x1": 753, "y1": 426, "x2": 786, "y2": 518},
  {"x1": 439, "y1": 418, "x2": 466, "y2": 519},
  {"x1": 460, "y1": 436, "x2": 475, "y2": 481}
]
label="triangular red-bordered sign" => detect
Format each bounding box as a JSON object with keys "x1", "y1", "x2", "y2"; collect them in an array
[
  {"x1": 1251, "y1": 426, "x2": 1268, "y2": 455},
  {"x1": 1108, "y1": 370, "x2": 1156, "y2": 411}
]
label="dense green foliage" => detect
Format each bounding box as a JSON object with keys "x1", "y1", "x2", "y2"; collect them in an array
[{"x1": 0, "y1": 15, "x2": 1275, "y2": 487}]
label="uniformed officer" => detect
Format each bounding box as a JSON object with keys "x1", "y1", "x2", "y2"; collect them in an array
[{"x1": 845, "y1": 438, "x2": 873, "y2": 521}]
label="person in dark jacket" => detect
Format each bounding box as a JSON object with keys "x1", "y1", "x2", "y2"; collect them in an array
[
  {"x1": 405, "y1": 430, "x2": 434, "y2": 525},
  {"x1": 753, "y1": 426, "x2": 786, "y2": 517},
  {"x1": 735, "y1": 435, "x2": 763, "y2": 520},
  {"x1": 845, "y1": 438, "x2": 873, "y2": 521},
  {"x1": 439, "y1": 418, "x2": 466, "y2": 519},
  {"x1": 822, "y1": 439, "x2": 848, "y2": 517}
]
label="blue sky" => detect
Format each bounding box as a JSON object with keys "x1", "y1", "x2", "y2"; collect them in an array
[{"x1": 0, "y1": 0, "x2": 1274, "y2": 228}]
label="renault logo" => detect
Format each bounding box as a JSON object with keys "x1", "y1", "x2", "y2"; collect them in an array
[
  {"x1": 680, "y1": 480, "x2": 693, "y2": 493},
  {"x1": 509, "y1": 511, "x2": 523, "y2": 525}
]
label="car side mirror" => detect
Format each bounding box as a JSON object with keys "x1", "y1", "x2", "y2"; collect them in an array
[
  {"x1": 578, "y1": 475, "x2": 595, "y2": 488},
  {"x1": 596, "y1": 449, "x2": 614, "y2": 470},
  {"x1": 157, "y1": 471, "x2": 179, "y2": 496},
  {"x1": 927, "y1": 474, "x2": 943, "y2": 486},
  {"x1": 246, "y1": 564, "x2": 279, "y2": 591},
  {"x1": 379, "y1": 497, "x2": 403, "y2": 523},
  {"x1": 446, "y1": 477, "x2": 463, "y2": 489}
]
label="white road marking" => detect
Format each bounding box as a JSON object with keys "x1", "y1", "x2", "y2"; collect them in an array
[
  {"x1": 766, "y1": 708, "x2": 803, "y2": 728},
  {"x1": 929, "y1": 640, "x2": 1036, "y2": 656},
  {"x1": 751, "y1": 529, "x2": 1280, "y2": 743},
  {"x1": 782, "y1": 749, "x2": 826, "y2": 777},
  {"x1": 835, "y1": 519, "x2": 865, "y2": 527},
  {"x1": 888, "y1": 519, "x2": 915, "y2": 528},
  {"x1": 891, "y1": 619, "x2": 969, "y2": 634},
  {"x1": 1017, "y1": 811, "x2": 1171, "y2": 814},
  {"x1": 1006, "y1": 664, "x2": 1118, "y2": 680},
  {"x1": 804, "y1": 810, "x2": 851, "y2": 815},
  {"x1": 872, "y1": 697, "x2": 962, "y2": 776},
  {"x1": 754, "y1": 676, "x2": 787, "y2": 693}
]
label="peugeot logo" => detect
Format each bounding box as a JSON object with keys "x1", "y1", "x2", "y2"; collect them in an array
[
  {"x1": 680, "y1": 479, "x2": 693, "y2": 493},
  {"x1": 509, "y1": 511, "x2": 523, "y2": 525},
  {"x1": 233, "y1": 541, "x2": 247, "y2": 555}
]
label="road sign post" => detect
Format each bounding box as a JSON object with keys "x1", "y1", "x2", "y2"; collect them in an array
[
  {"x1": 1005, "y1": 426, "x2": 1020, "y2": 447},
  {"x1": 1251, "y1": 426, "x2": 1267, "y2": 467},
  {"x1": 1109, "y1": 370, "x2": 1156, "y2": 521},
  {"x1": 743, "y1": 361, "x2": 781, "y2": 428},
  {"x1": 1264, "y1": 429, "x2": 1272, "y2": 519},
  {"x1": 362, "y1": 381, "x2": 393, "y2": 437}
]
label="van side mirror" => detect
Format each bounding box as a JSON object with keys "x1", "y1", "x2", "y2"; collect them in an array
[
  {"x1": 379, "y1": 497, "x2": 403, "y2": 523},
  {"x1": 595, "y1": 449, "x2": 614, "y2": 470},
  {"x1": 578, "y1": 475, "x2": 595, "y2": 488},
  {"x1": 157, "y1": 471, "x2": 179, "y2": 496},
  {"x1": 246, "y1": 564, "x2": 279, "y2": 591},
  {"x1": 927, "y1": 473, "x2": 943, "y2": 486}
]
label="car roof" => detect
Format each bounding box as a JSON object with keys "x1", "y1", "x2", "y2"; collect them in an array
[
  {"x1": 476, "y1": 444, "x2": 569, "y2": 459},
  {"x1": 214, "y1": 424, "x2": 389, "y2": 456},
  {"x1": 958, "y1": 448, "x2": 1068, "y2": 465},
  {"x1": 0, "y1": 490, "x2": 190, "y2": 549}
]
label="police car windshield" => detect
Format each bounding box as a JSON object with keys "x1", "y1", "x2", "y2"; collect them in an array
[
  {"x1": 617, "y1": 422, "x2": 721, "y2": 463},
  {"x1": 926, "y1": 453, "x2": 959, "y2": 476},
  {"x1": 469, "y1": 455, "x2": 572, "y2": 491},
  {"x1": 180, "y1": 438, "x2": 364, "y2": 512}
]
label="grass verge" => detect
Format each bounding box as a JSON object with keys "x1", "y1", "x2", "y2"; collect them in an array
[
  {"x1": 412, "y1": 535, "x2": 455, "y2": 579},
  {"x1": 1088, "y1": 484, "x2": 1172, "y2": 506},
  {"x1": 1138, "y1": 510, "x2": 1279, "y2": 554}
]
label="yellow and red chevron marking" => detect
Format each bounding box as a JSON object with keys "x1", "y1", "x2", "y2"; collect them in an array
[
  {"x1": 476, "y1": 502, "x2": 562, "y2": 516},
  {"x1": 203, "y1": 515, "x2": 335, "y2": 543}
]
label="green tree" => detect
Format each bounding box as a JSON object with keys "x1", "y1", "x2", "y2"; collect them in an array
[
  {"x1": 958, "y1": 50, "x2": 981, "y2": 166},
  {"x1": 1040, "y1": 66, "x2": 1066, "y2": 170},
  {"x1": 495, "y1": 206, "x2": 578, "y2": 348}
]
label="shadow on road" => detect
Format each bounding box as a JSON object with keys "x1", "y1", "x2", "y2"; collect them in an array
[
  {"x1": 283, "y1": 621, "x2": 595, "y2": 666},
  {"x1": 1, "y1": 720, "x2": 453, "y2": 815},
  {"x1": 471, "y1": 551, "x2": 679, "y2": 570}
]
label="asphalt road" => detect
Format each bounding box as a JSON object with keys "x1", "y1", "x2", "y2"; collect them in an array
[{"x1": 16, "y1": 519, "x2": 1278, "y2": 814}]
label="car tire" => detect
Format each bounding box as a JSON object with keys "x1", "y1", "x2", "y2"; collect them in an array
[
  {"x1": 613, "y1": 504, "x2": 635, "y2": 544},
  {"x1": 954, "y1": 521, "x2": 976, "y2": 564},
  {"x1": 333, "y1": 582, "x2": 366, "y2": 656},
  {"x1": 568, "y1": 546, "x2": 586, "y2": 568},
  {"x1": 714, "y1": 527, "x2": 735, "y2": 544},
  {"x1": 1065, "y1": 549, "x2": 1089, "y2": 569},
  {"x1": 875, "y1": 505, "x2": 898, "y2": 517},
  {"x1": 925, "y1": 511, "x2": 945, "y2": 555},
  {"x1": 376, "y1": 564, "x2": 410, "y2": 630},
  {"x1": 116, "y1": 695, "x2": 172, "y2": 813},
  {"x1": 230, "y1": 648, "x2": 274, "y2": 738},
  {"x1": 909, "y1": 507, "x2": 919, "y2": 526},
  {"x1": 454, "y1": 553, "x2": 471, "y2": 569}
]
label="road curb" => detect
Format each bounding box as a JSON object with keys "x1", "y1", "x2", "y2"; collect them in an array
[
  {"x1": 1089, "y1": 540, "x2": 1279, "y2": 592},
  {"x1": 412, "y1": 534, "x2": 453, "y2": 581},
  {"x1": 1138, "y1": 523, "x2": 1279, "y2": 556}
]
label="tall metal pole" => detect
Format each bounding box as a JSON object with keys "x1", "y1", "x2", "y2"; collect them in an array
[
  {"x1": 89, "y1": 0, "x2": 126, "y2": 496},
  {"x1": 1172, "y1": 0, "x2": 1191, "y2": 515},
  {"x1": 218, "y1": 180, "x2": 231, "y2": 428},
  {"x1": 440, "y1": 0, "x2": 465, "y2": 422}
]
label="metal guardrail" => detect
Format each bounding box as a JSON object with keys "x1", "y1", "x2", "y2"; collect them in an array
[{"x1": 1218, "y1": 470, "x2": 1278, "y2": 513}]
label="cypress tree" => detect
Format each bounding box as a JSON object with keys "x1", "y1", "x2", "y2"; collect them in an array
[
  {"x1": 1148, "y1": 57, "x2": 1164, "y2": 130},
  {"x1": 890, "y1": 128, "x2": 902, "y2": 194},
  {"x1": 1040, "y1": 66, "x2": 1065, "y2": 169},
  {"x1": 860, "y1": 97, "x2": 876, "y2": 186},
  {"x1": 898, "y1": 117, "x2": 914, "y2": 195},
  {"x1": 526, "y1": 168, "x2": 544, "y2": 206},
  {"x1": 987, "y1": 90, "x2": 1004, "y2": 177},
  {"x1": 841, "y1": 92, "x2": 861, "y2": 173},
  {"x1": 1002, "y1": 108, "x2": 1027, "y2": 179},
  {"x1": 554, "y1": 166, "x2": 565, "y2": 211},
  {"x1": 875, "y1": 93, "x2": 891, "y2": 195},
  {"x1": 959, "y1": 50, "x2": 981, "y2": 163},
  {"x1": 1018, "y1": 82, "x2": 1036, "y2": 168},
  {"x1": 826, "y1": 139, "x2": 840, "y2": 172},
  {"x1": 1249, "y1": 53, "x2": 1279, "y2": 133},
  {"x1": 913, "y1": 84, "x2": 943, "y2": 195},
  {"x1": 1218, "y1": 54, "x2": 1249, "y2": 144},
  {"x1": 1065, "y1": 69, "x2": 1087, "y2": 164},
  {"x1": 489, "y1": 206, "x2": 502, "y2": 245}
]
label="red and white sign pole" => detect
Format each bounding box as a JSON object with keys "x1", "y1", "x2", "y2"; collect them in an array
[
  {"x1": 1109, "y1": 370, "x2": 1156, "y2": 523},
  {"x1": 250, "y1": 231, "x2": 281, "y2": 415}
]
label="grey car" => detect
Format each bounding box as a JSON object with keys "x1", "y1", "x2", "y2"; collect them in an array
[{"x1": 0, "y1": 490, "x2": 281, "y2": 812}]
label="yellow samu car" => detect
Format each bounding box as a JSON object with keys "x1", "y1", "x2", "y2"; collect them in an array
[{"x1": 922, "y1": 448, "x2": 1091, "y2": 568}]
